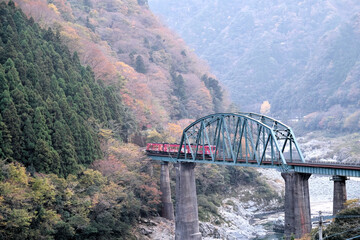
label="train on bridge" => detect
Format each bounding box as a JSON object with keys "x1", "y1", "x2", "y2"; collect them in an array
[
  {"x1": 146, "y1": 142, "x2": 266, "y2": 164},
  {"x1": 146, "y1": 143, "x2": 216, "y2": 156},
  {"x1": 146, "y1": 142, "x2": 360, "y2": 173}
]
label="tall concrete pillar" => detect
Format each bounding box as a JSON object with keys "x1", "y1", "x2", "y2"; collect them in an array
[
  {"x1": 160, "y1": 161, "x2": 174, "y2": 220},
  {"x1": 331, "y1": 175, "x2": 347, "y2": 215},
  {"x1": 175, "y1": 162, "x2": 201, "y2": 240},
  {"x1": 281, "y1": 172, "x2": 312, "y2": 239}
]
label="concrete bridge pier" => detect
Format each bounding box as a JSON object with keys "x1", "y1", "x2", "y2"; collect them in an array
[
  {"x1": 331, "y1": 175, "x2": 348, "y2": 215},
  {"x1": 160, "y1": 161, "x2": 174, "y2": 220},
  {"x1": 281, "y1": 172, "x2": 312, "y2": 239},
  {"x1": 175, "y1": 162, "x2": 201, "y2": 240}
]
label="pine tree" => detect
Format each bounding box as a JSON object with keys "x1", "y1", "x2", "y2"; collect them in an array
[
  {"x1": 201, "y1": 74, "x2": 223, "y2": 113},
  {"x1": 21, "y1": 115, "x2": 36, "y2": 165},
  {"x1": 170, "y1": 71, "x2": 188, "y2": 119},
  {"x1": 33, "y1": 139, "x2": 60, "y2": 174},
  {"x1": 33, "y1": 107, "x2": 52, "y2": 144},
  {"x1": 0, "y1": 64, "x2": 23, "y2": 161},
  {"x1": 1, "y1": 94, "x2": 22, "y2": 160},
  {"x1": 0, "y1": 113, "x2": 13, "y2": 159},
  {"x1": 135, "y1": 55, "x2": 146, "y2": 73},
  {"x1": 4, "y1": 58, "x2": 21, "y2": 91},
  {"x1": 1, "y1": 28, "x2": 18, "y2": 63},
  {"x1": 52, "y1": 120, "x2": 77, "y2": 176}
]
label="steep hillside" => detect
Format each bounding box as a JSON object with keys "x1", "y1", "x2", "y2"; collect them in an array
[
  {"x1": 273, "y1": 14, "x2": 360, "y2": 132},
  {"x1": 149, "y1": 0, "x2": 360, "y2": 132},
  {"x1": 0, "y1": 2, "x2": 160, "y2": 239},
  {"x1": 0, "y1": 1, "x2": 130, "y2": 176},
  {"x1": 10, "y1": 0, "x2": 227, "y2": 135}
]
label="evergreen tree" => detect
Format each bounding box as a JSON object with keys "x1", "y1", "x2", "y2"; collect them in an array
[
  {"x1": 33, "y1": 107, "x2": 52, "y2": 144},
  {"x1": 170, "y1": 71, "x2": 188, "y2": 119},
  {"x1": 0, "y1": 113, "x2": 13, "y2": 158},
  {"x1": 33, "y1": 139, "x2": 60, "y2": 174},
  {"x1": 201, "y1": 74, "x2": 224, "y2": 113},
  {"x1": 135, "y1": 55, "x2": 146, "y2": 73},
  {"x1": 52, "y1": 120, "x2": 77, "y2": 176},
  {"x1": 4, "y1": 58, "x2": 21, "y2": 91},
  {"x1": 0, "y1": 78, "x2": 22, "y2": 161},
  {"x1": 22, "y1": 115, "x2": 36, "y2": 165}
]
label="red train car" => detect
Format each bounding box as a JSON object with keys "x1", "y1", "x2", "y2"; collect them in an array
[
  {"x1": 146, "y1": 143, "x2": 164, "y2": 153},
  {"x1": 146, "y1": 143, "x2": 216, "y2": 156}
]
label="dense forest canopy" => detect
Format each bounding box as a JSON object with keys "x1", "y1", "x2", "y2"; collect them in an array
[
  {"x1": 8, "y1": 0, "x2": 228, "y2": 135},
  {"x1": 0, "y1": 1, "x2": 133, "y2": 176},
  {"x1": 0, "y1": 2, "x2": 161, "y2": 238}
]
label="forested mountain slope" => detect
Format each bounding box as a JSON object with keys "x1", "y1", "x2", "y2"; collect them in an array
[
  {"x1": 0, "y1": 2, "x2": 161, "y2": 239},
  {"x1": 10, "y1": 0, "x2": 227, "y2": 133},
  {"x1": 0, "y1": 1, "x2": 128, "y2": 176},
  {"x1": 273, "y1": 13, "x2": 360, "y2": 131},
  {"x1": 149, "y1": 0, "x2": 360, "y2": 132}
]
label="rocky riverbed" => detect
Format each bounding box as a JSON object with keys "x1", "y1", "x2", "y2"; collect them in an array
[{"x1": 199, "y1": 196, "x2": 282, "y2": 240}]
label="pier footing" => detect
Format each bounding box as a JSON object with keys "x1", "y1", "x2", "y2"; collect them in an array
[
  {"x1": 282, "y1": 172, "x2": 311, "y2": 239},
  {"x1": 175, "y1": 162, "x2": 201, "y2": 240},
  {"x1": 160, "y1": 161, "x2": 174, "y2": 220},
  {"x1": 332, "y1": 175, "x2": 348, "y2": 215}
]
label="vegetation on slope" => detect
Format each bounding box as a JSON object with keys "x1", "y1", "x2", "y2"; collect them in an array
[
  {"x1": 0, "y1": 140, "x2": 160, "y2": 239},
  {"x1": 150, "y1": 0, "x2": 360, "y2": 133},
  {"x1": 311, "y1": 199, "x2": 360, "y2": 240},
  {"x1": 10, "y1": 0, "x2": 227, "y2": 133},
  {"x1": 0, "y1": 3, "x2": 160, "y2": 238},
  {"x1": 273, "y1": 13, "x2": 360, "y2": 133},
  {"x1": 0, "y1": 1, "x2": 132, "y2": 176}
]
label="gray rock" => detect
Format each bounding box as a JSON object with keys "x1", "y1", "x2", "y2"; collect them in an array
[
  {"x1": 199, "y1": 222, "x2": 221, "y2": 238},
  {"x1": 139, "y1": 227, "x2": 153, "y2": 236}
]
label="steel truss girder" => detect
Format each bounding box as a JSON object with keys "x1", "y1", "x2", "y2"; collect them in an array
[{"x1": 177, "y1": 113, "x2": 305, "y2": 171}]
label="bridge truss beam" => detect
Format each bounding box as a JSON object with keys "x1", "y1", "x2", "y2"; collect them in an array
[{"x1": 177, "y1": 113, "x2": 304, "y2": 171}]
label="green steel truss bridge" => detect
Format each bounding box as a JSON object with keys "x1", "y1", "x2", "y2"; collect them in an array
[{"x1": 147, "y1": 113, "x2": 360, "y2": 177}]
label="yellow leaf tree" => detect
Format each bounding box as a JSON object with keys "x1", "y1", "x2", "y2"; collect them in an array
[{"x1": 260, "y1": 101, "x2": 271, "y2": 115}]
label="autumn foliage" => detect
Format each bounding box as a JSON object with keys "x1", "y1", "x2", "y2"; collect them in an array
[
  {"x1": 9, "y1": 0, "x2": 228, "y2": 131},
  {"x1": 0, "y1": 157, "x2": 159, "y2": 239},
  {"x1": 0, "y1": 1, "x2": 231, "y2": 238}
]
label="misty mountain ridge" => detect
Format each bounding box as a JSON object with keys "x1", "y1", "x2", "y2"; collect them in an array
[{"x1": 149, "y1": 0, "x2": 360, "y2": 132}]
